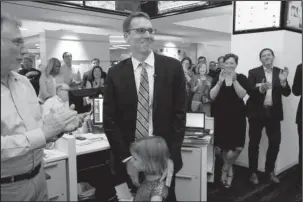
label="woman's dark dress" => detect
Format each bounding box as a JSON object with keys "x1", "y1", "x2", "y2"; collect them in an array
[{"x1": 211, "y1": 73, "x2": 249, "y2": 151}]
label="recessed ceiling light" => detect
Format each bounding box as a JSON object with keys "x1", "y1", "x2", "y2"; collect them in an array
[
  {"x1": 35, "y1": 44, "x2": 39, "y2": 46},
  {"x1": 20, "y1": 28, "x2": 28, "y2": 31}
]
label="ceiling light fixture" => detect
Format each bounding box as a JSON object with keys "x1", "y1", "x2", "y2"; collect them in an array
[
  {"x1": 110, "y1": 40, "x2": 127, "y2": 43},
  {"x1": 110, "y1": 35, "x2": 124, "y2": 38}
]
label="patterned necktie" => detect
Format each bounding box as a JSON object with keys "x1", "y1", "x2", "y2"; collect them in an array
[{"x1": 135, "y1": 63, "x2": 149, "y2": 140}]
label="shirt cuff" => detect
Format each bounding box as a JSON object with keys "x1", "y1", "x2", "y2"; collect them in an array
[
  {"x1": 25, "y1": 128, "x2": 47, "y2": 150},
  {"x1": 122, "y1": 156, "x2": 132, "y2": 163}
]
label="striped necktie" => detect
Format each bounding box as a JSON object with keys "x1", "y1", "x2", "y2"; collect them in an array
[{"x1": 135, "y1": 63, "x2": 149, "y2": 140}]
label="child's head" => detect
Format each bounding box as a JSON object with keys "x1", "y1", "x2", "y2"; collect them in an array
[{"x1": 130, "y1": 136, "x2": 170, "y2": 175}]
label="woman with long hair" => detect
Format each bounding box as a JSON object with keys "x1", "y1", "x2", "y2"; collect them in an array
[
  {"x1": 38, "y1": 58, "x2": 61, "y2": 103},
  {"x1": 85, "y1": 66, "x2": 107, "y2": 89}
]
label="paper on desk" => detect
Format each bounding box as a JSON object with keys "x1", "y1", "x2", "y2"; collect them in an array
[
  {"x1": 115, "y1": 183, "x2": 132, "y2": 200},
  {"x1": 79, "y1": 133, "x2": 103, "y2": 141},
  {"x1": 75, "y1": 139, "x2": 91, "y2": 146}
]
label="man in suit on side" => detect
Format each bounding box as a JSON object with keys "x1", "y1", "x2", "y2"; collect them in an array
[
  {"x1": 103, "y1": 12, "x2": 186, "y2": 201},
  {"x1": 292, "y1": 63, "x2": 302, "y2": 181},
  {"x1": 246, "y1": 48, "x2": 291, "y2": 185}
]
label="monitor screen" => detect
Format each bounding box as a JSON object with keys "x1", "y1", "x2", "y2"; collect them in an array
[
  {"x1": 68, "y1": 88, "x2": 102, "y2": 114},
  {"x1": 234, "y1": 1, "x2": 281, "y2": 32},
  {"x1": 186, "y1": 113, "x2": 205, "y2": 128},
  {"x1": 93, "y1": 98, "x2": 103, "y2": 125}
]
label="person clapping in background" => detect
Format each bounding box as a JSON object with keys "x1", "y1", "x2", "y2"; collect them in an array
[
  {"x1": 85, "y1": 65, "x2": 107, "y2": 89},
  {"x1": 210, "y1": 53, "x2": 249, "y2": 188},
  {"x1": 191, "y1": 63, "x2": 212, "y2": 116}
]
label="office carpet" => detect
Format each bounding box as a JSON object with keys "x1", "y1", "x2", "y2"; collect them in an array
[{"x1": 207, "y1": 158, "x2": 302, "y2": 202}]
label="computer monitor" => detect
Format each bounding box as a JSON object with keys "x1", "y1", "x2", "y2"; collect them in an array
[
  {"x1": 186, "y1": 112, "x2": 205, "y2": 129},
  {"x1": 93, "y1": 98, "x2": 103, "y2": 125},
  {"x1": 68, "y1": 88, "x2": 102, "y2": 114}
]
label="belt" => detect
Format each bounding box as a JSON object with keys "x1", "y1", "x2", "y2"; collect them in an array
[{"x1": 0, "y1": 163, "x2": 41, "y2": 184}]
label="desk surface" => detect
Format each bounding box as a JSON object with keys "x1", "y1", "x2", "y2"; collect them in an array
[
  {"x1": 76, "y1": 133, "x2": 110, "y2": 156},
  {"x1": 44, "y1": 149, "x2": 68, "y2": 164}
]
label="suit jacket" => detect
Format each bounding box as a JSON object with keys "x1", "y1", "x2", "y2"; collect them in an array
[
  {"x1": 103, "y1": 53, "x2": 186, "y2": 172},
  {"x1": 82, "y1": 69, "x2": 93, "y2": 88},
  {"x1": 292, "y1": 64, "x2": 302, "y2": 124},
  {"x1": 246, "y1": 66, "x2": 291, "y2": 121}
]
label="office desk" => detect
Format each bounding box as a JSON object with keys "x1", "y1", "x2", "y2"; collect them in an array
[
  {"x1": 50, "y1": 115, "x2": 215, "y2": 202},
  {"x1": 175, "y1": 116, "x2": 214, "y2": 201},
  {"x1": 44, "y1": 149, "x2": 69, "y2": 201},
  {"x1": 75, "y1": 134, "x2": 110, "y2": 156},
  {"x1": 54, "y1": 133, "x2": 112, "y2": 201}
]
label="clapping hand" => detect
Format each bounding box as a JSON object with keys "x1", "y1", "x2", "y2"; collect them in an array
[
  {"x1": 279, "y1": 67, "x2": 289, "y2": 83},
  {"x1": 260, "y1": 79, "x2": 272, "y2": 93},
  {"x1": 43, "y1": 107, "x2": 78, "y2": 143},
  {"x1": 218, "y1": 70, "x2": 226, "y2": 84},
  {"x1": 62, "y1": 105, "x2": 87, "y2": 133}
]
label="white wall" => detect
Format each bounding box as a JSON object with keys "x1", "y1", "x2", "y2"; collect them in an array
[
  {"x1": 197, "y1": 41, "x2": 231, "y2": 63},
  {"x1": 40, "y1": 30, "x2": 110, "y2": 75},
  {"x1": 109, "y1": 40, "x2": 198, "y2": 64},
  {"x1": 231, "y1": 30, "x2": 302, "y2": 174},
  {"x1": 152, "y1": 41, "x2": 197, "y2": 63}
]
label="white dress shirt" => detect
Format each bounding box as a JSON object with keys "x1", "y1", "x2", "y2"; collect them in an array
[
  {"x1": 263, "y1": 66, "x2": 273, "y2": 106},
  {"x1": 131, "y1": 51, "x2": 155, "y2": 136},
  {"x1": 1, "y1": 72, "x2": 45, "y2": 177}
]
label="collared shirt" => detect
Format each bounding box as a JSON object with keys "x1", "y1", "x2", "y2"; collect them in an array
[
  {"x1": 42, "y1": 95, "x2": 69, "y2": 118},
  {"x1": 131, "y1": 51, "x2": 155, "y2": 136},
  {"x1": 263, "y1": 66, "x2": 273, "y2": 106},
  {"x1": 55, "y1": 63, "x2": 81, "y2": 89},
  {"x1": 1, "y1": 72, "x2": 46, "y2": 178}
]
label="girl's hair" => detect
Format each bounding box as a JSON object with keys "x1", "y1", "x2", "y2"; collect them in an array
[
  {"x1": 130, "y1": 136, "x2": 170, "y2": 175},
  {"x1": 45, "y1": 57, "x2": 61, "y2": 77},
  {"x1": 194, "y1": 62, "x2": 209, "y2": 75},
  {"x1": 91, "y1": 65, "x2": 105, "y2": 81}
]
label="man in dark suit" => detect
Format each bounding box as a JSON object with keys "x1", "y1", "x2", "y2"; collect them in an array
[
  {"x1": 246, "y1": 48, "x2": 291, "y2": 184},
  {"x1": 292, "y1": 63, "x2": 302, "y2": 181},
  {"x1": 103, "y1": 12, "x2": 186, "y2": 201},
  {"x1": 81, "y1": 58, "x2": 100, "y2": 88}
]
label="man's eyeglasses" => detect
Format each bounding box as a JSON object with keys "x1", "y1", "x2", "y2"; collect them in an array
[
  {"x1": 12, "y1": 38, "x2": 24, "y2": 47},
  {"x1": 127, "y1": 28, "x2": 156, "y2": 35}
]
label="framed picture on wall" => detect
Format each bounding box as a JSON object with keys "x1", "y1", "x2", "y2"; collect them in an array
[{"x1": 285, "y1": 1, "x2": 302, "y2": 32}]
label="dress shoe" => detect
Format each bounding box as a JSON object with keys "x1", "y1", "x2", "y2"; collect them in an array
[
  {"x1": 249, "y1": 173, "x2": 259, "y2": 185},
  {"x1": 269, "y1": 172, "x2": 280, "y2": 184}
]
